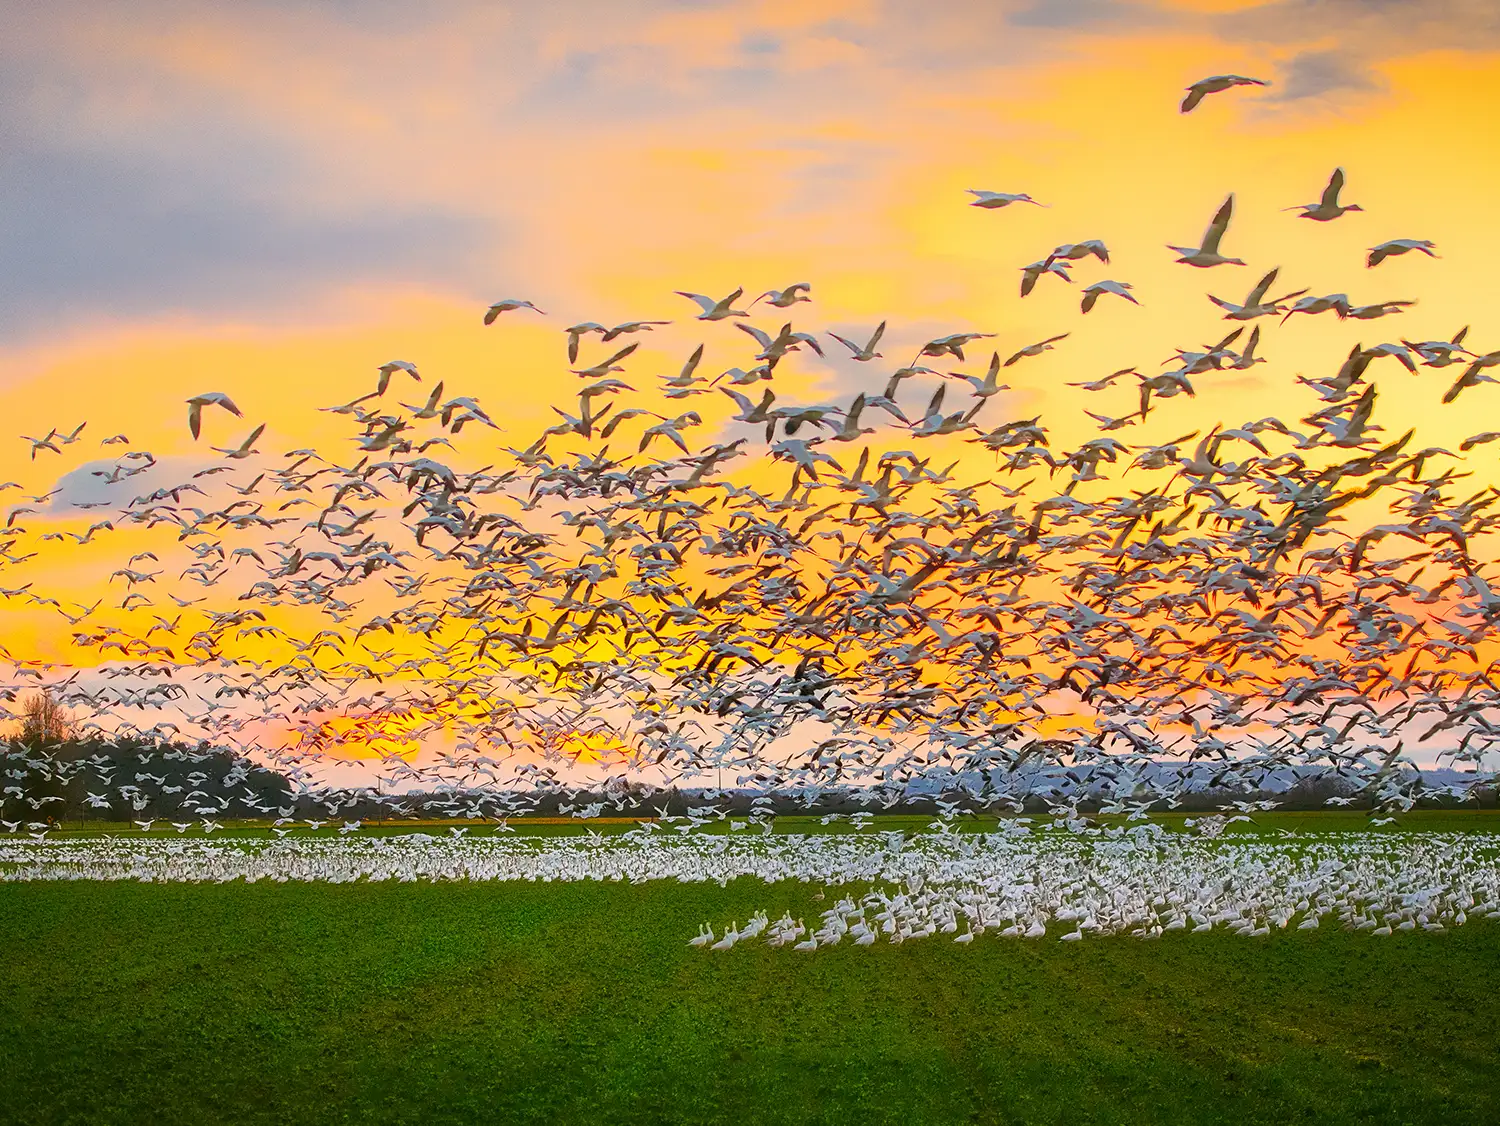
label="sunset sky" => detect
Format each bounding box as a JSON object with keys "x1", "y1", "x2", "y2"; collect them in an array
[
  {"x1": 6, "y1": 1, "x2": 1498, "y2": 411},
  {"x1": 4, "y1": 0, "x2": 1499, "y2": 779}
]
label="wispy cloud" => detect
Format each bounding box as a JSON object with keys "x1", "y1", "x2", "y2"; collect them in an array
[
  {"x1": 1265, "y1": 47, "x2": 1386, "y2": 102},
  {"x1": 1, "y1": 0, "x2": 1497, "y2": 349}
]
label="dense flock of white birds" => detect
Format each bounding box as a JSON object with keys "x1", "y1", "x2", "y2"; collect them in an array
[
  {"x1": 1, "y1": 71, "x2": 1498, "y2": 829},
  {"x1": 4, "y1": 825, "x2": 1498, "y2": 949}
]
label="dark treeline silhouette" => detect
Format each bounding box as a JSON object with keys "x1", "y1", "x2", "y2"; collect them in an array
[
  {"x1": 0, "y1": 738, "x2": 294, "y2": 827},
  {"x1": 3, "y1": 737, "x2": 1492, "y2": 830}
]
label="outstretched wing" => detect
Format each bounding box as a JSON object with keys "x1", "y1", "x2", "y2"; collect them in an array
[
  {"x1": 1245, "y1": 267, "x2": 1278, "y2": 305},
  {"x1": 1201, "y1": 194, "x2": 1234, "y2": 256},
  {"x1": 1320, "y1": 168, "x2": 1345, "y2": 210},
  {"x1": 674, "y1": 291, "x2": 717, "y2": 315}
]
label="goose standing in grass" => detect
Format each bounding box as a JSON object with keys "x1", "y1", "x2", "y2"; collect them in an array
[{"x1": 689, "y1": 924, "x2": 715, "y2": 948}]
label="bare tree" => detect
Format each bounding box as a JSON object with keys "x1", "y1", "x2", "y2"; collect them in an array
[{"x1": 19, "y1": 690, "x2": 74, "y2": 745}]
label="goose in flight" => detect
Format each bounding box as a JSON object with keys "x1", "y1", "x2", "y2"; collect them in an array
[
  {"x1": 483, "y1": 298, "x2": 546, "y2": 323},
  {"x1": 375, "y1": 360, "x2": 420, "y2": 396},
  {"x1": 1368, "y1": 239, "x2": 1438, "y2": 268},
  {"x1": 1045, "y1": 241, "x2": 1109, "y2": 269},
  {"x1": 186, "y1": 393, "x2": 242, "y2": 440},
  {"x1": 1004, "y1": 333, "x2": 1069, "y2": 367},
  {"x1": 920, "y1": 332, "x2": 996, "y2": 363},
  {"x1": 1169, "y1": 195, "x2": 1244, "y2": 267},
  {"x1": 1080, "y1": 280, "x2": 1138, "y2": 313},
  {"x1": 829, "y1": 321, "x2": 886, "y2": 361},
  {"x1": 830, "y1": 394, "x2": 877, "y2": 441},
  {"x1": 1286, "y1": 168, "x2": 1362, "y2": 221},
  {"x1": 1021, "y1": 258, "x2": 1072, "y2": 297},
  {"x1": 564, "y1": 323, "x2": 607, "y2": 365},
  {"x1": 738, "y1": 322, "x2": 824, "y2": 364},
  {"x1": 966, "y1": 190, "x2": 1045, "y2": 209},
  {"x1": 571, "y1": 342, "x2": 640, "y2": 380},
  {"x1": 1444, "y1": 352, "x2": 1500, "y2": 404},
  {"x1": 1180, "y1": 74, "x2": 1269, "y2": 113},
  {"x1": 750, "y1": 283, "x2": 812, "y2": 308},
  {"x1": 601, "y1": 319, "x2": 672, "y2": 342},
  {"x1": 948, "y1": 352, "x2": 1010, "y2": 398},
  {"x1": 1403, "y1": 326, "x2": 1470, "y2": 367},
  {"x1": 1281, "y1": 293, "x2": 1350, "y2": 324},
  {"x1": 675, "y1": 288, "x2": 751, "y2": 321},
  {"x1": 211, "y1": 423, "x2": 266, "y2": 459},
  {"x1": 1067, "y1": 367, "x2": 1138, "y2": 392},
  {"x1": 1347, "y1": 299, "x2": 1415, "y2": 321},
  {"x1": 1208, "y1": 267, "x2": 1306, "y2": 320}
]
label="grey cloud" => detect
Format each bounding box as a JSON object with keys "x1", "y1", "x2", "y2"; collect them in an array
[
  {"x1": 1008, "y1": 0, "x2": 1146, "y2": 30},
  {"x1": 0, "y1": 133, "x2": 498, "y2": 339},
  {"x1": 1, "y1": 0, "x2": 1478, "y2": 348},
  {"x1": 1215, "y1": 0, "x2": 1500, "y2": 48},
  {"x1": 1267, "y1": 48, "x2": 1384, "y2": 102},
  {"x1": 48, "y1": 457, "x2": 215, "y2": 512},
  {"x1": 0, "y1": 36, "x2": 501, "y2": 342}
]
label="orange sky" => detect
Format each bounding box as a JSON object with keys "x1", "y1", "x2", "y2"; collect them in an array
[{"x1": 3, "y1": 1, "x2": 1499, "y2": 777}]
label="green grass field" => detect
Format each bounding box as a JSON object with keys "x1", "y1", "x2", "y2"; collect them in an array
[{"x1": 2, "y1": 874, "x2": 1498, "y2": 1124}]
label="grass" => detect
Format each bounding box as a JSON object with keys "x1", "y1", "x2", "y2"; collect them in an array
[{"x1": 2, "y1": 877, "x2": 1498, "y2": 1124}]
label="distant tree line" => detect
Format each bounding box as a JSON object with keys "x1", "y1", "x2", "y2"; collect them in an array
[{"x1": 2, "y1": 692, "x2": 1491, "y2": 828}]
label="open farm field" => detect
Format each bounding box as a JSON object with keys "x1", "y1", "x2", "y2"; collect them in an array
[
  {"x1": 4, "y1": 825, "x2": 1500, "y2": 1123},
  {"x1": 3, "y1": 877, "x2": 1498, "y2": 1125}
]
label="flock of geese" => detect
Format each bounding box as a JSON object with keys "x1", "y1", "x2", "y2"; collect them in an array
[
  {"x1": 1, "y1": 71, "x2": 1497, "y2": 847},
  {"x1": 3, "y1": 825, "x2": 1498, "y2": 949}
]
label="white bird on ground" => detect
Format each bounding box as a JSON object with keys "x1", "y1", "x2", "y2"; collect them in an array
[{"x1": 711, "y1": 923, "x2": 739, "y2": 951}]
